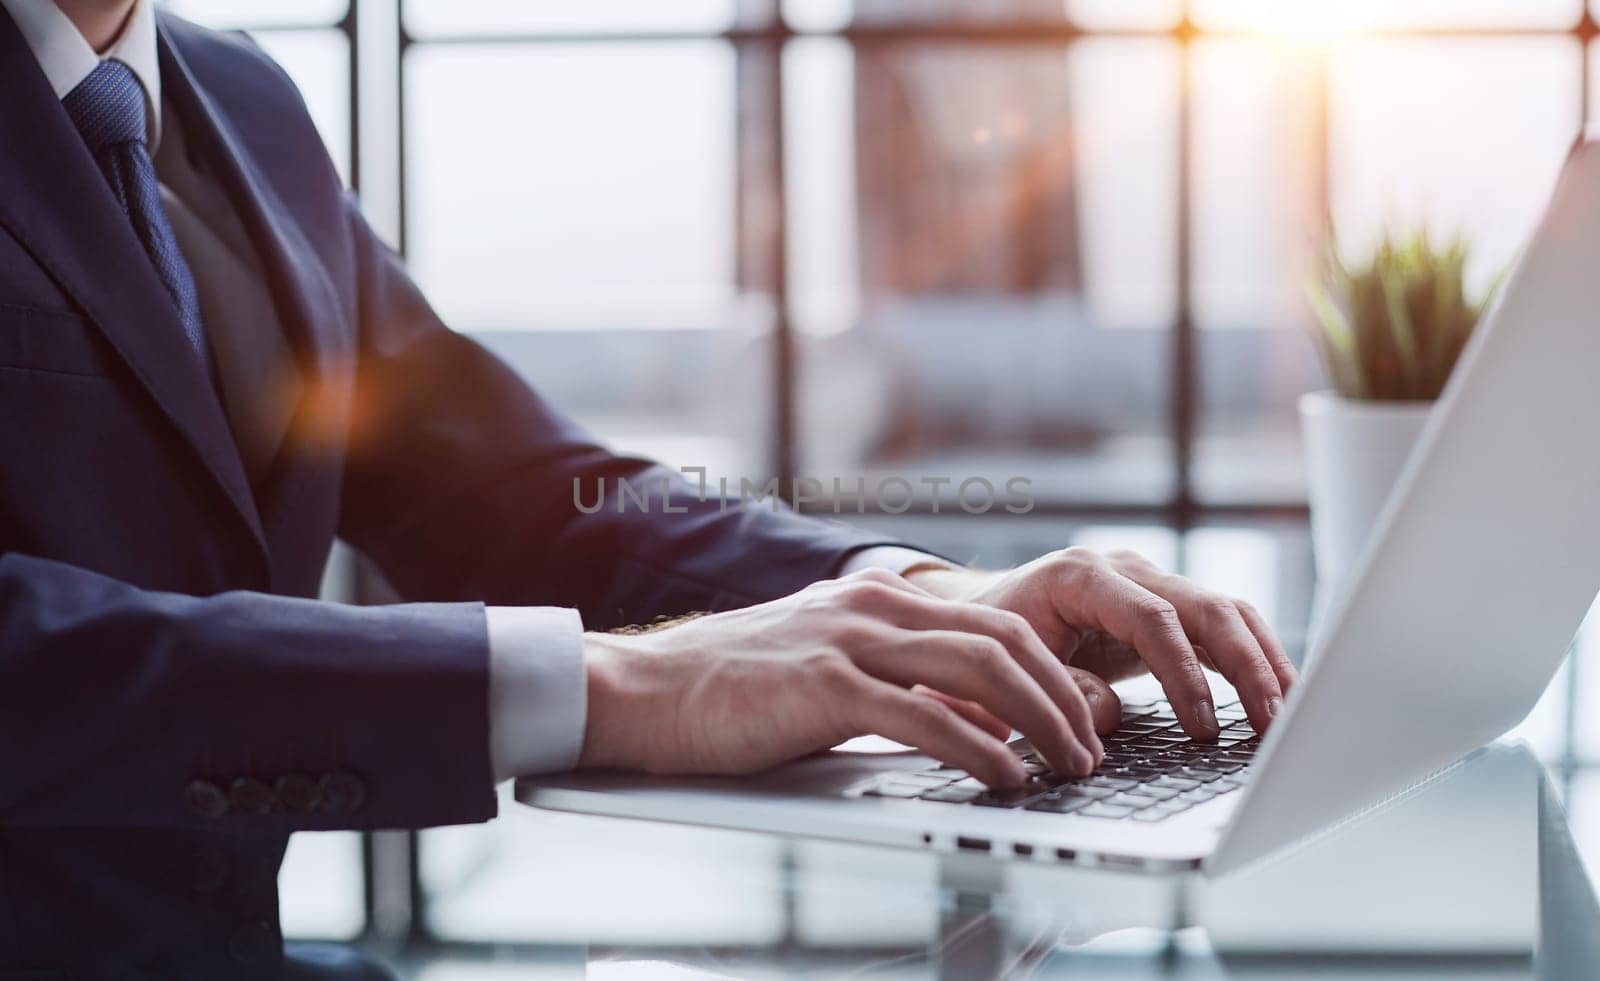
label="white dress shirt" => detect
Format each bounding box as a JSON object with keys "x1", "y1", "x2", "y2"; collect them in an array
[{"x1": 0, "y1": 0, "x2": 946, "y2": 783}]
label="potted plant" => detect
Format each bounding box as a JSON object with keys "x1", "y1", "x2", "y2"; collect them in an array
[{"x1": 1301, "y1": 229, "x2": 1497, "y2": 610}]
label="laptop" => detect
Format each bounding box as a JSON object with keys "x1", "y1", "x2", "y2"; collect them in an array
[{"x1": 519, "y1": 133, "x2": 1600, "y2": 878}]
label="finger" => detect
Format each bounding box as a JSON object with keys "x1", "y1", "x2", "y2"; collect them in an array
[
  {"x1": 1125, "y1": 571, "x2": 1283, "y2": 733},
  {"x1": 1235, "y1": 599, "x2": 1299, "y2": 697},
  {"x1": 928, "y1": 603, "x2": 1105, "y2": 764},
  {"x1": 855, "y1": 586, "x2": 1105, "y2": 763},
  {"x1": 1067, "y1": 630, "x2": 1148, "y2": 684},
  {"x1": 914, "y1": 685, "x2": 1014, "y2": 740},
  {"x1": 832, "y1": 579, "x2": 1101, "y2": 770},
  {"x1": 841, "y1": 672, "x2": 1024, "y2": 788},
  {"x1": 1065, "y1": 666, "x2": 1122, "y2": 734},
  {"x1": 1046, "y1": 552, "x2": 1219, "y2": 739},
  {"x1": 863, "y1": 629, "x2": 1096, "y2": 777}
]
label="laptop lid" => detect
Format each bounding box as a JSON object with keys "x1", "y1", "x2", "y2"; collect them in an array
[{"x1": 1208, "y1": 133, "x2": 1600, "y2": 876}]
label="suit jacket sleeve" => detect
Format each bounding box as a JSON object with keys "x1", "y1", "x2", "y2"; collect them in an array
[
  {"x1": 333, "y1": 196, "x2": 902, "y2": 628},
  {"x1": 0, "y1": 551, "x2": 497, "y2": 831}
]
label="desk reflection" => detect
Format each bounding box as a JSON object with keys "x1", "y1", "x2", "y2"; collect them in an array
[{"x1": 434, "y1": 742, "x2": 1597, "y2": 980}]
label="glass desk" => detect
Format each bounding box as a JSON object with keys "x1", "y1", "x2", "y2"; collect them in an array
[{"x1": 402, "y1": 741, "x2": 1598, "y2": 979}]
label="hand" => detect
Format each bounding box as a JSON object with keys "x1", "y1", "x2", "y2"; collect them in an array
[
  {"x1": 903, "y1": 548, "x2": 1298, "y2": 739},
  {"x1": 578, "y1": 569, "x2": 1111, "y2": 788}
]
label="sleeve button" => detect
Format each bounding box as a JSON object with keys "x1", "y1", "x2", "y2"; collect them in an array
[
  {"x1": 274, "y1": 773, "x2": 321, "y2": 813},
  {"x1": 316, "y1": 772, "x2": 366, "y2": 814},
  {"x1": 228, "y1": 777, "x2": 276, "y2": 816},
  {"x1": 184, "y1": 779, "x2": 229, "y2": 819}
]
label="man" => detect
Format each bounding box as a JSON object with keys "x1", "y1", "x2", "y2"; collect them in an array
[{"x1": 0, "y1": 1, "x2": 1297, "y2": 977}]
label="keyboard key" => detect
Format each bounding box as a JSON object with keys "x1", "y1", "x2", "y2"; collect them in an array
[
  {"x1": 890, "y1": 772, "x2": 957, "y2": 788},
  {"x1": 1124, "y1": 785, "x2": 1181, "y2": 802},
  {"x1": 1132, "y1": 809, "x2": 1175, "y2": 822},
  {"x1": 1143, "y1": 734, "x2": 1194, "y2": 746},
  {"x1": 1104, "y1": 793, "x2": 1158, "y2": 810},
  {"x1": 1151, "y1": 776, "x2": 1201, "y2": 791},
  {"x1": 865, "y1": 782, "x2": 924, "y2": 798},
  {"x1": 1082, "y1": 776, "x2": 1138, "y2": 791},
  {"x1": 1026, "y1": 794, "x2": 1094, "y2": 814},
  {"x1": 974, "y1": 781, "x2": 1053, "y2": 808},
  {"x1": 1212, "y1": 778, "x2": 1244, "y2": 793},
  {"x1": 1112, "y1": 766, "x2": 1165, "y2": 780},
  {"x1": 919, "y1": 786, "x2": 983, "y2": 804},
  {"x1": 1078, "y1": 802, "x2": 1137, "y2": 819},
  {"x1": 1177, "y1": 787, "x2": 1217, "y2": 804},
  {"x1": 1054, "y1": 785, "x2": 1117, "y2": 801},
  {"x1": 1179, "y1": 769, "x2": 1225, "y2": 783},
  {"x1": 1102, "y1": 754, "x2": 1147, "y2": 767}
]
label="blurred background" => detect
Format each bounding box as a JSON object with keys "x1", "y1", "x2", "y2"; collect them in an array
[{"x1": 159, "y1": 0, "x2": 1600, "y2": 969}]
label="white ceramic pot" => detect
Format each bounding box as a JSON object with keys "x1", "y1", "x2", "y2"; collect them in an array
[{"x1": 1299, "y1": 391, "x2": 1434, "y2": 611}]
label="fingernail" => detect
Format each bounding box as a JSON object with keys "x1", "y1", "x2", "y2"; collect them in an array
[
  {"x1": 1196, "y1": 699, "x2": 1218, "y2": 735},
  {"x1": 1267, "y1": 696, "x2": 1284, "y2": 720}
]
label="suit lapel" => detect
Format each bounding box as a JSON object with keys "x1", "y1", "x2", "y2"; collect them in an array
[
  {"x1": 0, "y1": 9, "x2": 267, "y2": 566},
  {"x1": 156, "y1": 20, "x2": 349, "y2": 383},
  {"x1": 157, "y1": 18, "x2": 354, "y2": 570}
]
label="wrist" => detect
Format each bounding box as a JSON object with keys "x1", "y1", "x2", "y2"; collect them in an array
[
  {"x1": 901, "y1": 563, "x2": 998, "y2": 602},
  {"x1": 577, "y1": 631, "x2": 647, "y2": 770}
]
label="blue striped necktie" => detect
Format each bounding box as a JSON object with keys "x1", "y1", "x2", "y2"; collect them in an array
[{"x1": 62, "y1": 59, "x2": 212, "y2": 373}]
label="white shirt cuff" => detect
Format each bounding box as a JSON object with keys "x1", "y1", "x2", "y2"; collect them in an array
[
  {"x1": 838, "y1": 545, "x2": 954, "y2": 578},
  {"x1": 486, "y1": 606, "x2": 586, "y2": 781}
]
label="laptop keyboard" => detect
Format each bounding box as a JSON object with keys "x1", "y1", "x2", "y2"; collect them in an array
[{"x1": 860, "y1": 698, "x2": 1258, "y2": 823}]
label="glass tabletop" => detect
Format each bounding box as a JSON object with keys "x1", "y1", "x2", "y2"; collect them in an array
[{"x1": 403, "y1": 741, "x2": 1599, "y2": 979}]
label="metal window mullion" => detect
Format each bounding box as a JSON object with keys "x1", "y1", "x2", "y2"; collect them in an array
[
  {"x1": 1171, "y1": 15, "x2": 1199, "y2": 575},
  {"x1": 765, "y1": 25, "x2": 797, "y2": 499}
]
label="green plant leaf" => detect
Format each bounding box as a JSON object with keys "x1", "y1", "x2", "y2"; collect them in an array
[{"x1": 1306, "y1": 224, "x2": 1491, "y2": 401}]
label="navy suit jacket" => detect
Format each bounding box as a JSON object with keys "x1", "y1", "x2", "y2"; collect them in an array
[{"x1": 0, "y1": 11, "x2": 893, "y2": 979}]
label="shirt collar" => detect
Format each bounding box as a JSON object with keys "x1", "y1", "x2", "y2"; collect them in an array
[{"x1": 0, "y1": 0, "x2": 162, "y2": 147}]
